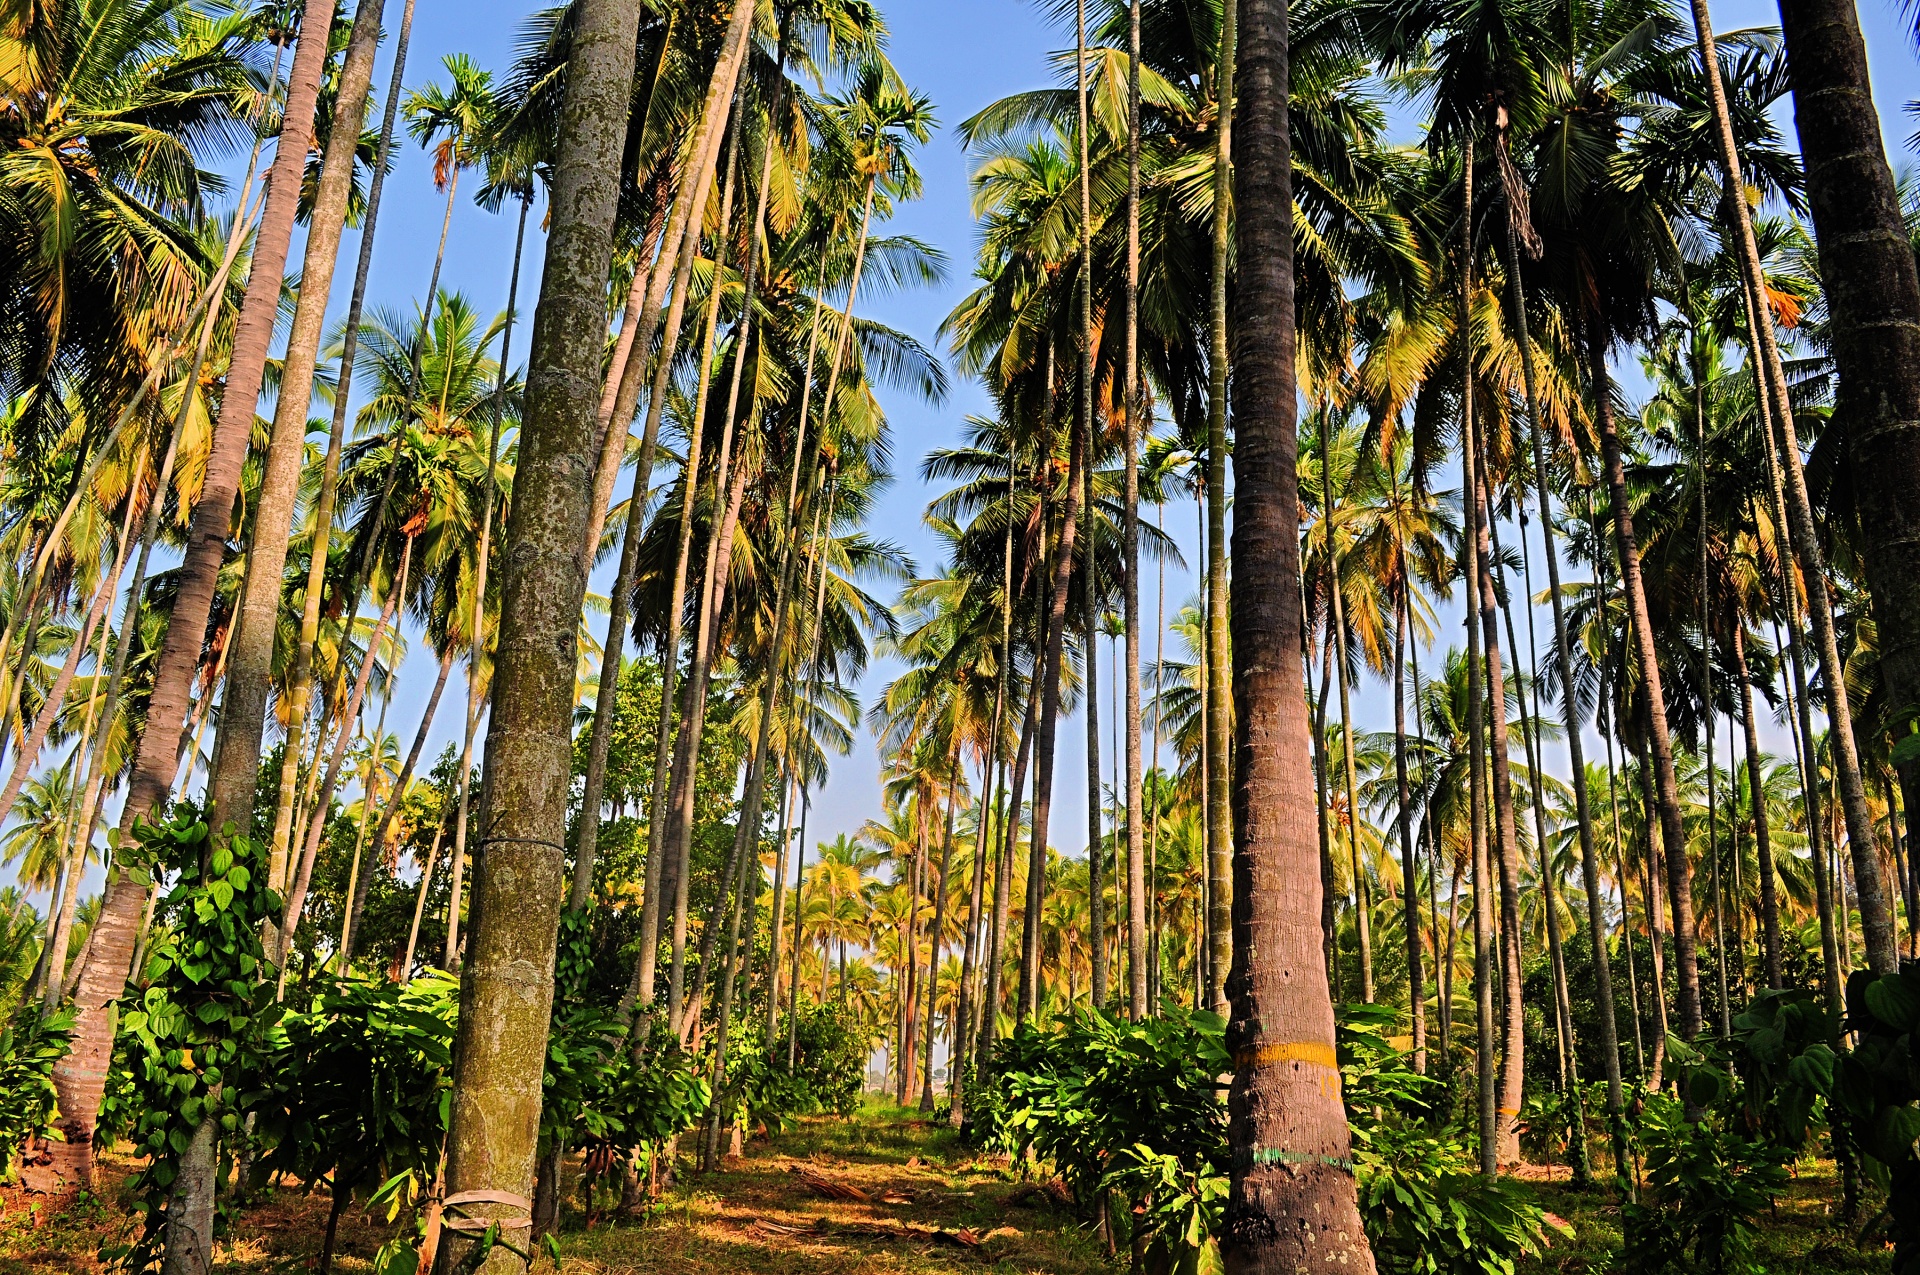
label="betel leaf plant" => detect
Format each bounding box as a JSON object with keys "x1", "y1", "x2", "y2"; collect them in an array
[
  {"x1": 109, "y1": 813, "x2": 283, "y2": 1273},
  {"x1": 0, "y1": 1005, "x2": 73, "y2": 1181}
]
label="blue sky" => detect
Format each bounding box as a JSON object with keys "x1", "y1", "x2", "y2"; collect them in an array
[{"x1": 14, "y1": 0, "x2": 1920, "y2": 902}]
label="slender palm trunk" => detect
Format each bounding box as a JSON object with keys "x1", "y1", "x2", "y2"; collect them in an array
[
  {"x1": 576, "y1": 103, "x2": 748, "y2": 911},
  {"x1": 0, "y1": 528, "x2": 126, "y2": 830},
  {"x1": 279, "y1": 540, "x2": 408, "y2": 968},
  {"x1": 1328, "y1": 544, "x2": 1373, "y2": 1002},
  {"x1": 206, "y1": 0, "x2": 385, "y2": 840},
  {"x1": 1314, "y1": 624, "x2": 1339, "y2": 992},
  {"x1": 1494, "y1": 514, "x2": 1588, "y2": 1181},
  {"x1": 1501, "y1": 212, "x2": 1625, "y2": 1171},
  {"x1": 1393, "y1": 591, "x2": 1425, "y2": 1071},
  {"x1": 585, "y1": 0, "x2": 757, "y2": 563},
  {"x1": 1588, "y1": 330, "x2": 1702, "y2": 1040},
  {"x1": 1017, "y1": 411, "x2": 1085, "y2": 1020},
  {"x1": 1085, "y1": 482, "x2": 1106, "y2": 1006},
  {"x1": 1224, "y1": 0, "x2": 1376, "y2": 1260},
  {"x1": 1203, "y1": 0, "x2": 1234, "y2": 1019},
  {"x1": 983, "y1": 674, "x2": 1039, "y2": 1062},
  {"x1": 922, "y1": 761, "x2": 958, "y2": 1109},
  {"x1": 1731, "y1": 623, "x2": 1783, "y2": 985},
  {"x1": 1464, "y1": 415, "x2": 1526, "y2": 1164},
  {"x1": 402, "y1": 820, "x2": 446, "y2": 978},
  {"x1": 270, "y1": 0, "x2": 418, "y2": 923},
  {"x1": 51, "y1": 0, "x2": 335, "y2": 1190},
  {"x1": 1120, "y1": 0, "x2": 1148, "y2": 1024},
  {"x1": 351, "y1": 645, "x2": 455, "y2": 948},
  {"x1": 440, "y1": 188, "x2": 530, "y2": 974}
]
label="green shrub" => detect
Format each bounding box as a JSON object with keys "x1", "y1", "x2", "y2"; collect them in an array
[
  {"x1": 1620, "y1": 1094, "x2": 1788, "y2": 1275},
  {"x1": 0, "y1": 1004, "x2": 72, "y2": 1176},
  {"x1": 1342, "y1": 1004, "x2": 1562, "y2": 1275}
]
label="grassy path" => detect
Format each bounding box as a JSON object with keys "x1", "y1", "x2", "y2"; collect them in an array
[{"x1": 0, "y1": 1105, "x2": 1109, "y2": 1274}]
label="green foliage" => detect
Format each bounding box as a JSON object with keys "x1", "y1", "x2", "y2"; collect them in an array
[
  {"x1": 0, "y1": 1004, "x2": 72, "y2": 1171},
  {"x1": 540, "y1": 906, "x2": 625, "y2": 1157},
  {"x1": 1342, "y1": 1004, "x2": 1562, "y2": 1275},
  {"x1": 113, "y1": 815, "x2": 283, "y2": 1271},
  {"x1": 721, "y1": 1001, "x2": 866, "y2": 1137},
  {"x1": 989, "y1": 1007, "x2": 1230, "y2": 1272},
  {"x1": 1621, "y1": 1093, "x2": 1789, "y2": 1275},
  {"x1": 253, "y1": 973, "x2": 458, "y2": 1205}
]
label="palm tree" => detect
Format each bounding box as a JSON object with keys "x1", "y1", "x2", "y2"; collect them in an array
[
  {"x1": 403, "y1": 54, "x2": 498, "y2": 336},
  {"x1": 203, "y1": 0, "x2": 388, "y2": 846},
  {"x1": 434, "y1": 0, "x2": 648, "y2": 1258},
  {"x1": 1220, "y1": 0, "x2": 1374, "y2": 1263},
  {"x1": 1770, "y1": 0, "x2": 1914, "y2": 979},
  {"x1": 53, "y1": 0, "x2": 337, "y2": 1196}
]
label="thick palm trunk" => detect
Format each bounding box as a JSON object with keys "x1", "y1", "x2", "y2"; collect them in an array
[
  {"x1": 206, "y1": 0, "x2": 385, "y2": 839},
  {"x1": 269, "y1": 0, "x2": 417, "y2": 918},
  {"x1": 1588, "y1": 333, "x2": 1702, "y2": 1040},
  {"x1": 1223, "y1": 0, "x2": 1375, "y2": 1264},
  {"x1": 1203, "y1": 0, "x2": 1235, "y2": 1019},
  {"x1": 435, "y1": 0, "x2": 644, "y2": 1260},
  {"x1": 1732, "y1": 623, "x2": 1783, "y2": 985},
  {"x1": 1018, "y1": 420, "x2": 1084, "y2": 1021},
  {"x1": 49, "y1": 0, "x2": 335, "y2": 1190},
  {"x1": 1758, "y1": 0, "x2": 1911, "y2": 975}
]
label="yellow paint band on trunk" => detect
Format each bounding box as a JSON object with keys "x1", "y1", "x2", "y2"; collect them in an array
[{"x1": 1234, "y1": 1039, "x2": 1339, "y2": 1070}]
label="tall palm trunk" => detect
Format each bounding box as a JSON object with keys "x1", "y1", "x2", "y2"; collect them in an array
[
  {"x1": 1501, "y1": 223, "x2": 1626, "y2": 1171},
  {"x1": 446, "y1": 188, "x2": 528, "y2": 971},
  {"x1": 1202, "y1": 0, "x2": 1235, "y2": 1018},
  {"x1": 435, "y1": 0, "x2": 645, "y2": 1260},
  {"x1": 1085, "y1": 464, "x2": 1107, "y2": 1007},
  {"x1": 1120, "y1": 0, "x2": 1148, "y2": 1024},
  {"x1": 1393, "y1": 590, "x2": 1425, "y2": 1071},
  {"x1": 1018, "y1": 412, "x2": 1085, "y2": 1021},
  {"x1": 206, "y1": 0, "x2": 385, "y2": 839},
  {"x1": 1587, "y1": 330, "x2": 1702, "y2": 1040},
  {"x1": 279, "y1": 543, "x2": 409, "y2": 965},
  {"x1": 270, "y1": 0, "x2": 418, "y2": 919},
  {"x1": 1732, "y1": 621, "x2": 1783, "y2": 985},
  {"x1": 575, "y1": 99, "x2": 748, "y2": 910},
  {"x1": 1493, "y1": 513, "x2": 1589, "y2": 1181},
  {"x1": 1327, "y1": 534, "x2": 1373, "y2": 1002},
  {"x1": 1464, "y1": 411, "x2": 1526, "y2": 1164},
  {"x1": 584, "y1": 0, "x2": 757, "y2": 563},
  {"x1": 983, "y1": 666, "x2": 1040, "y2": 1062},
  {"x1": 0, "y1": 511, "x2": 130, "y2": 829},
  {"x1": 922, "y1": 758, "x2": 958, "y2": 1109},
  {"x1": 1225, "y1": 0, "x2": 1376, "y2": 1262},
  {"x1": 349, "y1": 644, "x2": 456, "y2": 950},
  {"x1": 1314, "y1": 623, "x2": 1339, "y2": 990},
  {"x1": 50, "y1": 0, "x2": 335, "y2": 1191},
  {"x1": 1732, "y1": 0, "x2": 1908, "y2": 975}
]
